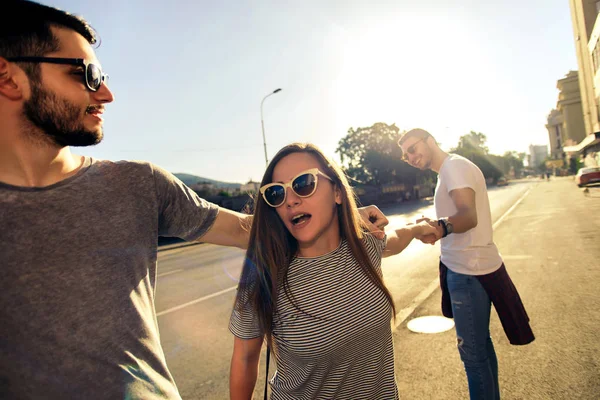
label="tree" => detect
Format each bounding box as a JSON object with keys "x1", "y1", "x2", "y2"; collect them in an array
[
  {"x1": 569, "y1": 156, "x2": 583, "y2": 174},
  {"x1": 456, "y1": 131, "x2": 489, "y2": 154},
  {"x1": 336, "y1": 122, "x2": 429, "y2": 187},
  {"x1": 451, "y1": 131, "x2": 502, "y2": 182},
  {"x1": 499, "y1": 151, "x2": 526, "y2": 178}
]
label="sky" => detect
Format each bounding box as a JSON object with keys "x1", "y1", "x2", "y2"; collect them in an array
[{"x1": 41, "y1": 0, "x2": 578, "y2": 183}]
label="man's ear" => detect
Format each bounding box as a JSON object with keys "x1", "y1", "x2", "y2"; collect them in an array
[{"x1": 0, "y1": 58, "x2": 26, "y2": 101}]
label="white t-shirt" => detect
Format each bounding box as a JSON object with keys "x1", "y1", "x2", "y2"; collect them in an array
[{"x1": 434, "y1": 154, "x2": 503, "y2": 275}]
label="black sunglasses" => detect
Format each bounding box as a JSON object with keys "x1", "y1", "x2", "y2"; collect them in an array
[
  {"x1": 7, "y1": 57, "x2": 108, "y2": 92},
  {"x1": 399, "y1": 136, "x2": 428, "y2": 161},
  {"x1": 259, "y1": 168, "x2": 334, "y2": 208}
]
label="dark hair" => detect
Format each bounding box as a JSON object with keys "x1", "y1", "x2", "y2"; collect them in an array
[
  {"x1": 234, "y1": 143, "x2": 396, "y2": 351},
  {"x1": 0, "y1": 0, "x2": 97, "y2": 80},
  {"x1": 398, "y1": 128, "x2": 432, "y2": 146}
]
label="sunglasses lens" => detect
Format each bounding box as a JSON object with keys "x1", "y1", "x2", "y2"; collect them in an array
[
  {"x1": 87, "y1": 64, "x2": 102, "y2": 91},
  {"x1": 264, "y1": 185, "x2": 286, "y2": 207},
  {"x1": 292, "y1": 173, "x2": 317, "y2": 197}
]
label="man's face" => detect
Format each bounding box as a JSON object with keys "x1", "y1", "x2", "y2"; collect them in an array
[
  {"x1": 21, "y1": 27, "x2": 114, "y2": 147},
  {"x1": 400, "y1": 135, "x2": 431, "y2": 170}
]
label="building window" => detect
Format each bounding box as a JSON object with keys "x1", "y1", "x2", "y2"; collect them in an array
[{"x1": 593, "y1": 43, "x2": 600, "y2": 72}]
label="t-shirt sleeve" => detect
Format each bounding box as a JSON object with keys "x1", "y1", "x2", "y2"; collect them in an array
[
  {"x1": 150, "y1": 163, "x2": 219, "y2": 241},
  {"x1": 441, "y1": 158, "x2": 477, "y2": 194},
  {"x1": 229, "y1": 281, "x2": 263, "y2": 340},
  {"x1": 362, "y1": 232, "x2": 386, "y2": 275}
]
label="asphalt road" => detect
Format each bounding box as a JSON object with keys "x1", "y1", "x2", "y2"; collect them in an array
[
  {"x1": 393, "y1": 178, "x2": 600, "y2": 399},
  {"x1": 156, "y1": 180, "x2": 538, "y2": 399}
]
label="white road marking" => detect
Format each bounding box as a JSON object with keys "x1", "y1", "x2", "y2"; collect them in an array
[
  {"x1": 157, "y1": 286, "x2": 237, "y2": 317},
  {"x1": 491, "y1": 188, "x2": 531, "y2": 229},
  {"x1": 157, "y1": 269, "x2": 184, "y2": 278},
  {"x1": 394, "y1": 187, "x2": 532, "y2": 330},
  {"x1": 394, "y1": 279, "x2": 440, "y2": 329}
]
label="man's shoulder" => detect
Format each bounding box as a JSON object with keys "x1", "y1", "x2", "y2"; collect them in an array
[
  {"x1": 447, "y1": 154, "x2": 473, "y2": 165},
  {"x1": 87, "y1": 159, "x2": 169, "y2": 188},
  {"x1": 93, "y1": 158, "x2": 152, "y2": 170},
  {"x1": 92, "y1": 159, "x2": 160, "y2": 177},
  {"x1": 445, "y1": 154, "x2": 481, "y2": 172}
]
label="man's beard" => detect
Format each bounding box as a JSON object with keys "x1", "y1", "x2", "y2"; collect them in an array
[{"x1": 22, "y1": 82, "x2": 103, "y2": 147}]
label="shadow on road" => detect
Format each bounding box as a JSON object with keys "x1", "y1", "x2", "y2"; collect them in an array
[{"x1": 379, "y1": 198, "x2": 434, "y2": 215}]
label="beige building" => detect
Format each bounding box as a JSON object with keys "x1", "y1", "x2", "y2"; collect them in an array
[
  {"x1": 545, "y1": 109, "x2": 564, "y2": 159},
  {"x1": 556, "y1": 71, "x2": 587, "y2": 146},
  {"x1": 240, "y1": 180, "x2": 260, "y2": 194},
  {"x1": 566, "y1": 0, "x2": 600, "y2": 163},
  {"x1": 569, "y1": 0, "x2": 600, "y2": 134}
]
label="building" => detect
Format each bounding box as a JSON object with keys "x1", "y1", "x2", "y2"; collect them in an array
[
  {"x1": 566, "y1": 0, "x2": 600, "y2": 165},
  {"x1": 545, "y1": 109, "x2": 564, "y2": 159},
  {"x1": 529, "y1": 144, "x2": 549, "y2": 170},
  {"x1": 240, "y1": 180, "x2": 260, "y2": 194},
  {"x1": 569, "y1": 0, "x2": 600, "y2": 135},
  {"x1": 556, "y1": 71, "x2": 588, "y2": 145}
]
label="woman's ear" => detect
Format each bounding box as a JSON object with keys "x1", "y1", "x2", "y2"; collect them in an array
[{"x1": 334, "y1": 185, "x2": 343, "y2": 205}]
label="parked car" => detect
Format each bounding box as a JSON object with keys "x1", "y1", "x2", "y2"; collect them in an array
[
  {"x1": 575, "y1": 166, "x2": 600, "y2": 187},
  {"x1": 497, "y1": 176, "x2": 508, "y2": 186}
]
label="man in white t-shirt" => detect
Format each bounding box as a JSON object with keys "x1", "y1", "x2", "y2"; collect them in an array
[{"x1": 398, "y1": 128, "x2": 503, "y2": 399}]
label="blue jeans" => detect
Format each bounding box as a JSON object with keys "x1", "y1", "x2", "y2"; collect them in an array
[{"x1": 446, "y1": 268, "x2": 500, "y2": 400}]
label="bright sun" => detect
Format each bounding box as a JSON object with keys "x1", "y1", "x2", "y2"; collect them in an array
[{"x1": 330, "y1": 16, "x2": 491, "y2": 150}]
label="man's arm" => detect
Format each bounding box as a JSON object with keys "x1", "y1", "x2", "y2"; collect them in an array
[
  {"x1": 446, "y1": 187, "x2": 478, "y2": 233},
  {"x1": 198, "y1": 205, "x2": 385, "y2": 249},
  {"x1": 230, "y1": 336, "x2": 263, "y2": 400},
  {"x1": 197, "y1": 208, "x2": 252, "y2": 249},
  {"x1": 383, "y1": 221, "x2": 440, "y2": 257},
  {"x1": 419, "y1": 187, "x2": 478, "y2": 242}
]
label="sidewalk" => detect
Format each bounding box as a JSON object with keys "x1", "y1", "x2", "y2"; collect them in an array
[{"x1": 392, "y1": 178, "x2": 600, "y2": 399}]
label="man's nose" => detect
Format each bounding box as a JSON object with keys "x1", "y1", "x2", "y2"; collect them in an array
[{"x1": 93, "y1": 82, "x2": 115, "y2": 104}]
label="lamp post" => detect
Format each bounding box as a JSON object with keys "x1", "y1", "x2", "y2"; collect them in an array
[{"x1": 261, "y1": 88, "x2": 282, "y2": 166}]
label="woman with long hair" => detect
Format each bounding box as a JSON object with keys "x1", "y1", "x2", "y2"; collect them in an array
[{"x1": 229, "y1": 143, "x2": 437, "y2": 400}]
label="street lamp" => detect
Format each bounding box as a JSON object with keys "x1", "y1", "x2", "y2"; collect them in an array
[{"x1": 261, "y1": 88, "x2": 282, "y2": 166}]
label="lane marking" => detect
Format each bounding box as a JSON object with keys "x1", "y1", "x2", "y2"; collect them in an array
[
  {"x1": 491, "y1": 188, "x2": 531, "y2": 229},
  {"x1": 393, "y1": 187, "x2": 532, "y2": 330},
  {"x1": 394, "y1": 279, "x2": 439, "y2": 329},
  {"x1": 157, "y1": 286, "x2": 237, "y2": 317},
  {"x1": 157, "y1": 269, "x2": 184, "y2": 278}
]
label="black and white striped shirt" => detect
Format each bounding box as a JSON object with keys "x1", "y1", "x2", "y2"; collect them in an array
[{"x1": 230, "y1": 233, "x2": 398, "y2": 400}]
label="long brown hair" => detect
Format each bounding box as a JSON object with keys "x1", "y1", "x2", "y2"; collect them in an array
[{"x1": 234, "y1": 143, "x2": 396, "y2": 349}]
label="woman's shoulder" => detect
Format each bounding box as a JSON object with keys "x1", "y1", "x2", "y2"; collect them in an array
[{"x1": 361, "y1": 231, "x2": 386, "y2": 256}]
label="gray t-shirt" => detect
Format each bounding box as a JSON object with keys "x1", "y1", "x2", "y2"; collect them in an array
[{"x1": 0, "y1": 157, "x2": 219, "y2": 399}]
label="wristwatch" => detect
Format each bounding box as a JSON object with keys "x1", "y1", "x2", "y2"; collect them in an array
[{"x1": 438, "y1": 218, "x2": 454, "y2": 238}]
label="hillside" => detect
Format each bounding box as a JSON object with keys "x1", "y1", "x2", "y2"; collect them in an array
[{"x1": 174, "y1": 173, "x2": 241, "y2": 189}]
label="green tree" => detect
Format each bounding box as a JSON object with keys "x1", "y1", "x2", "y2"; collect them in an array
[
  {"x1": 456, "y1": 131, "x2": 489, "y2": 154},
  {"x1": 451, "y1": 131, "x2": 502, "y2": 182},
  {"x1": 499, "y1": 151, "x2": 526, "y2": 178},
  {"x1": 569, "y1": 156, "x2": 583, "y2": 174},
  {"x1": 336, "y1": 122, "x2": 429, "y2": 187}
]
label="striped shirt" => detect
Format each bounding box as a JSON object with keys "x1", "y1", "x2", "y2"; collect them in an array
[{"x1": 229, "y1": 233, "x2": 398, "y2": 400}]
